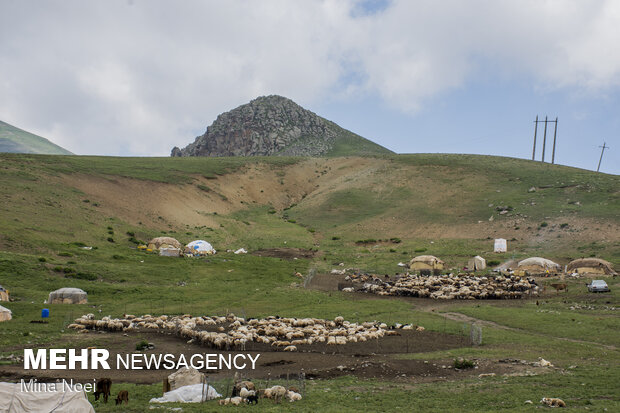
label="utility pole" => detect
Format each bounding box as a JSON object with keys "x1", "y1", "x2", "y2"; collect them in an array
[
  {"x1": 541, "y1": 116, "x2": 548, "y2": 163},
  {"x1": 551, "y1": 117, "x2": 558, "y2": 164},
  {"x1": 597, "y1": 142, "x2": 609, "y2": 172},
  {"x1": 532, "y1": 115, "x2": 538, "y2": 161}
]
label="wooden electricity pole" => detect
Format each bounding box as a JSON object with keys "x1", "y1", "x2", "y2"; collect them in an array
[
  {"x1": 532, "y1": 115, "x2": 538, "y2": 161},
  {"x1": 597, "y1": 142, "x2": 609, "y2": 172},
  {"x1": 551, "y1": 117, "x2": 558, "y2": 164}
]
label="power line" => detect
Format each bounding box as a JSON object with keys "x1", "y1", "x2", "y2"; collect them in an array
[{"x1": 597, "y1": 142, "x2": 609, "y2": 172}]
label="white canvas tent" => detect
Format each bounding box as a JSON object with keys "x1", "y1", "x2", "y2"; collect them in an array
[
  {"x1": 494, "y1": 239, "x2": 507, "y2": 253},
  {"x1": 149, "y1": 383, "x2": 221, "y2": 403},
  {"x1": 48, "y1": 288, "x2": 88, "y2": 304},
  {"x1": 184, "y1": 240, "x2": 216, "y2": 256},
  {"x1": 0, "y1": 382, "x2": 95, "y2": 412},
  {"x1": 0, "y1": 305, "x2": 11, "y2": 322},
  {"x1": 517, "y1": 257, "x2": 561, "y2": 274},
  {"x1": 468, "y1": 256, "x2": 486, "y2": 271}
]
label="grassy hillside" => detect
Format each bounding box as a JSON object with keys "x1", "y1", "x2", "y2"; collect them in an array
[
  {"x1": 0, "y1": 153, "x2": 618, "y2": 412},
  {"x1": 0, "y1": 121, "x2": 73, "y2": 155}
]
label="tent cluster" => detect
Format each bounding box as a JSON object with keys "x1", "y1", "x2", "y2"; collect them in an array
[
  {"x1": 344, "y1": 273, "x2": 539, "y2": 299},
  {"x1": 142, "y1": 237, "x2": 216, "y2": 257}
]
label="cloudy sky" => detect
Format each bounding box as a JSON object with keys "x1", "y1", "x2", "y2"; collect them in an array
[{"x1": 1, "y1": 0, "x2": 618, "y2": 174}]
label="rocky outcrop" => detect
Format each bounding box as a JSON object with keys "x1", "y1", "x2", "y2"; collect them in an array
[{"x1": 171, "y1": 95, "x2": 391, "y2": 157}]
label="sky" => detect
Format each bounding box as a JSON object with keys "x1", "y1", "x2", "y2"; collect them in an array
[{"x1": 0, "y1": 0, "x2": 618, "y2": 174}]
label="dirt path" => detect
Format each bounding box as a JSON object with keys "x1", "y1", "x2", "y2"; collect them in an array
[{"x1": 436, "y1": 311, "x2": 617, "y2": 351}]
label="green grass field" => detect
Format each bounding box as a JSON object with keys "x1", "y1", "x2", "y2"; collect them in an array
[{"x1": 0, "y1": 153, "x2": 618, "y2": 411}]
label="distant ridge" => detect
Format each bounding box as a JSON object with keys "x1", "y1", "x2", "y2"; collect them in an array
[
  {"x1": 172, "y1": 95, "x2": 392, "y2": 157},
  {"x1": 0, "y1": 120, "x2": 72, "y2": 155}
]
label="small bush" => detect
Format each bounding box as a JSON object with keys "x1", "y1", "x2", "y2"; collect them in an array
[
  {"x1": 82, "y1": 199, "x2": 90, "y2": 203},
  {"x1": 308, "y1": 228, "x2": 316, "y2": 233},
  {"x1": 38, "y1": 257, "x2": 46, "y2": 262},
  {"x1": 112, "y1": 254, "x2": 124, "y2": 260},
  {"x1": 66, "y1": 272, "x2": 97, "y2": 281},
  {"x1": 287, "y1": 219, "x2": 297, "y2": 224},
  {"x1": 268, "y1": 209, "x2": 277, "y2": 214},
  {"x1": 197, "y1": 184, "x2": 211, "y2": 192},
  {"x1": 487, "y1": 260, "x2": 501, "y2": 266},
  {"x1": 540, "y1": 222, "x2": 548, "y2": 228},
  {"x1": 107, "y1": 226, "x2": 113, "y2": 230},
  {"x1": 58, "y1": 252, "x2": 72, "y2": 257},
  {"x1": 390, "y1": 238, "x2": 402, "y2": 244},
  {"x1": 454, "y1": 358, "x2": 475, "y2": 369},
  {"x1": 67, "y1": 261, "x2": 76, "y2": 265},
  {"x1": 126, "y1": 231, "x2": 135, "y2": 237},
  {"x1": 72, "y1": 242, "x2": 87, "y2": 247},
  {"x1": 107, "y1": 237, "x2": 115, "y2": 243},
  {"x1": 53, "y1": 266, "x2": 63, "y2": 272},
  {"x1": 128, "y1": 237, "x2": 140, "y2": 245},
  {"x1": 389, "y1": 248, "x2": 397, "y2": 253},
  {"x1": 107, "y1": 230, "x2": 114, "y2": 235},
  {"x1": 414, "y1": 248, "x2": 427, "y2": 253},
  {"x1": 62, "y1": 267, "x2": 76, "y2": 274},
  {"x1": 560, "y1": 223, "x2": 569, "y2": 229},
  {"x1": 356, "y1": 239, "x2": 377, "y2": 245},
  {"x1": 331, "y1": 236, "x2": 341, "y2": 241},
  {"x1": 136, "y1": 339, "x2": 150, "y2": 351}
]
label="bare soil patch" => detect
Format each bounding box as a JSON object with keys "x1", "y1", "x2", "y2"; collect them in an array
[{"x1": 251, "y1": 248, "x2": 317, "y2": 260}]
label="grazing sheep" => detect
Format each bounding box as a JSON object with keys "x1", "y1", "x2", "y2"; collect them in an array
[
  {"x1": 540, "y1": 397, "x2": 566, "y2": 407},
  {"x1": 283, "y1": 345, "x2": 297, "y2": 352},
  {"x1": 239, "y1": 387, "x2": 255, "y2": 398},
  {"x1": 287, "y1": 390, "x2": 302, "y2": 402}
]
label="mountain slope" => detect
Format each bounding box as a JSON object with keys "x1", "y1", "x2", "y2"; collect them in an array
[
  {"x1": 171, "y1": 95, "x2": 392, "y2": 157},
  {"x1": 0, "y1": 120, "x2": 72, "y2": 155}
]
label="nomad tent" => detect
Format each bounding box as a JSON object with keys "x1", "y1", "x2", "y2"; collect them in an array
[
  {"x1": 494, "y1": 238, "x2": 507, "y2": 253},
  {"x1": 184, "y1": 240, "x2": 216, "y2": 256},
  {"x1": 567, "y1": 258, "x2": 617, "y2": 276},
  {"x1": 0, "y1": 382, "x2": 95, "y2": 412},
  {"x1": 409, "y1": 255, "x2": 445, "y2": 271},
  {"x1": 48, "y1": 288, "x2": 88, "y2": 304},
  {"x1": 147, "y1": 236, "x2": 182, "y2": 251},
  {"x1": 0, "y1": 285, "x2": 8, "y2": 302},
  {"x1": 516, "y1": 257, "x2": 561, "y2": 275},
  {"x1": 468, "y1": 256, "x2": 486, "y2": 271},
  {"x1": 0, "y1": 305, "x2": 11, "y2": 322}
]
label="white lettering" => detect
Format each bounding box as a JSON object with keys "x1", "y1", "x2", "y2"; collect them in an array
[
  {"x1": 24, "y1": 349, "x2": 46, "y2": 370},
  {"x1": 219, "y1": 354, "x2": 231, "y2": 370},
  {"x1": 247, "y1": 354, "x2": 260, "y2": 369},
  {"x1": 91, "y1": 349, "x2": 110, "y2": 369},
  {"x1": 68, "y1": 349, "x2": 89, "y2": 369},
  {"x1": 116, "y1": 354, "x2": 130, "y2": 369},
  {"x1": 233, "y1": 354, "x2": 246, "y2": 369},
  {"x1": 205, "y1": 353, "x2": 216, "y2": 370},
  {"x1": 49, "y1": 349, "x2": 66, "y2": 369}
]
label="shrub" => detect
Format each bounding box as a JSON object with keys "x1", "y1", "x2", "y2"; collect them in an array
[
  {"x1": 197, "y1": 184, "x2": 211, "y2": 192},
  {"x1": 487, "y1": 260, "x2": 501, "y2": 266},
  {"x1": 112, "y1": 255, "x2": 124, "y2": 260},
  {"x1": 126, "y1": 231, "x2": 135, "y2": 237},
  {"x1": 66, "y1": 272, "x2": 97, "y2": 281},
  {"x1": 287, "y1": 219, "x2": 297, "y2": 223},
  {"x1": 62, "y1": 267, "x2": 76, "y2": 274},
  {"x1": 268, "y1": 209, "x2": 277, "y2": 214},
  {"x1": 389, "y1": 248, "x2": 397, "y2": 253},
  {"x1": 390, "y1": 238, "x2": 402, "y2": 244},
  {"x1": 53, "y1": 266, "x2": 63, "y2": 272},
  {"x1": 136, "y1": 339, "x2": 150, "y2": 351},
  {"x1": 72, "y1": 242, "x2": 87, "y2": 247},
  {"x1": 356, "y1": 239, "x2": 377, "y2": 245},
  {"x1": 58, "y1": 252, "x2": 72, "y2": 257},
  {"x1": 38, "y1": 257, "x2": 46, "y2": 262},
  {"x1": 331, "y1": 236, "x2": 341, "y2": 241},
  {"x1": 107, "y1": 237, "x2": 114, "y2": 243},
  {"x1": 308, "y1": 228, "x2": 315, "y2": 233},
  {"x1": 454, "y1": 358, "x2": 475, "y2": 369},
  {"x1": 540, "y1": 222, "x2": 548, "y2": 228},
  {"x1": 414, "y1": 248, "x2": 427, "y2": 253},
  {"x1": 560, "y1": 223, "x2": 569, "y2": 229},
  {"x1": 128, "y1": 237, "x2": 140, "y2": 245}
]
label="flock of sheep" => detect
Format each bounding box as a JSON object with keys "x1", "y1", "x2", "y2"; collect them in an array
[
  {"x1": 342, "y1": 273, "x2": 539, "y2": 299},
  {"x1": 218, "y1": 381, "x2": 302, "y2": 405},
  {"x1": 69, "y1": 313, "x2": 422, "y2": 351}
]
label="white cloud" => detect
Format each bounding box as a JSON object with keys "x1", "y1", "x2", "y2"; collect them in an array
[{"x1": 0, "y1": 0, "x2": 618, "y2": 155}]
